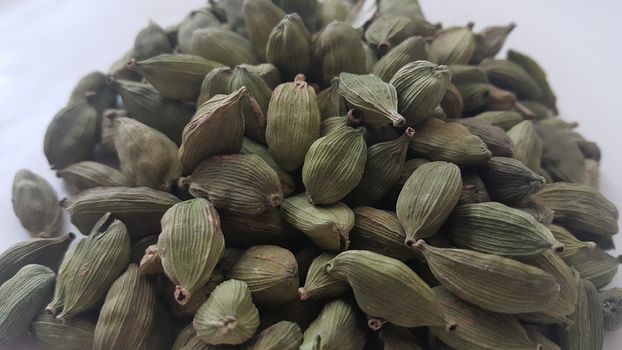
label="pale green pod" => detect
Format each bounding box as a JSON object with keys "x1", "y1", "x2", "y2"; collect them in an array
[
  {"x1": 128, "y1": 54, "x2": 223, "y2": 102},
  {"x1": 133, "y1": 20, "x2": 172, "y2": 61},
  {"x1": 338, "y1": 73, "x2": 405, "y2": 127},
  {"x1": 320, "y1": 114, "x2": 360, "y2": 136},
  {"x1": 45, "y1": 240, "x2": 80, "y2": 315},
  {"x1": 179, "y1": 88, "x2": 247, "y2": 174},
  {"x1": 266, "y1": 74, "x2": 321, "y2": 171},
  {"x1": 184, "y1": 154, "x2": 284, "y2": 215},
  {"x1": 531, "y1": 182, "x2": 619, "y2": 237},
  {"x1": 365, "y1": 16, "x2": 420, "y2": 55},
  {"x1": 430, "y1": 286, "x2": 540, "y2": 350},
  {"x1": 158, "y1": 198, "x2": 225, "y2": 305},
  {"x1": 450, "y1": 202, "x2": 562, "y2": 257},
  {"x1": 191, "y1": 27, "x2": 258, "y2": 67},
  {"x1": 159, "y1": 268, "x2": 224, "y2": 320},
  {"x1": 114, "y1": 117, "x2": 182, "y2": 191},
  {"x1": 229, "y1": 245, "x2": 299, "y2": 305},
  {"x1": 429, "y1": 26, "x2": 476, "y2": 65},
  {"x1": 298, "y1": 253, "x2": 348, "y2": 301},
  {"x1": 241, "y1": 137, "x2": 296, "y2": 197},
  {"x1": 312, "y1": 21, "x2": 366, "y2": 85},
  {"x1": 508, "y1": 49, "x2": 558, "y2": 113},
  {"x1": 109, "y1": 48, "x2": 142, "y2": 81},
  {"x1": 319, "y1": 0, "x2": 351, "y2": 28},
  {"x1": 350, "y1": 207, "x2": 414, "y2": 261},
  {"x1": 396, "y1": 161, "x2": 462, "y2": 244},
  {"x1": 326, "y1": 250, "x2": 449, "y2": 328},
  {"x1": 33, "y1": 312, "x2": 95, "y2": 350},
  {"x1": 267, "y1": 13, "x2": 312, "y2": 80},
  {"x1": 243, "y1": 321, "x2": 302, "y2": 350},
  {"x1": 480, "y1": 58, "x2": 542, "y2": 100},
  {"x1": 414, "y1": 240, "x2": 560, "y2": 314},
  {"x1": 535, "y1": 123, "x2": 586, "y2": 184},
  {"x1": 473, "y1": 110, "x2": 523, "y2": 131},
  {"x1": 559, "y1": 279, "x2": 604, "y2": 350},
  {"x1": 239, "y1": 63, "x2": 282, "y2": 89},
  {"x1": 0, "y1": 264, "x2": 56, "y2": 347},
  {"x1": 299, "y1": 299, "x2": 366, "y2": 350},
  {"x1": 0, "y1": 233, "x2": 73, "y2": 285},
  {"x1": 549, "y1": 224, "x2": 596, "y2": 258},
  {"x1": 11, "y1": 169, "x2": 62, "y2": 238},
  {"x1": 57, "y1": 161, "x2": 130, "y2": 194},
  {"x1": 281, "y1": 194, "x2": 354, "y2": 251},
  {"x1": 480, "y1": 157, "x2": 544, "y2": 204},
  {"x1": 378, "y1": 0, "x2": 426, "y2": 20},
  {"x1": 65, "y1": 186, "x2": 180, "y2": 237},
  {"x1": 193, "y1": 279, "x2": 260, "y2": 345},
  {"x1": 317, "y1": 78, "x2": 347, "y2": 120},
  {"x1": 372, "y1": 36, "x2": 427, "y2": 82},
  {"x1": 562, "y1": 246, "x2": 621, "y2": 289},
  {"x1": 363, "y1": 41, "x2": 377, "y2": 73},
  {"x1": 389, "y1": 60, "x2": 451, "y2": 126},
  {"x1": 197, "y1": 66, "x2": 232, "y2": 105},
  {"x1": 67, "y1": 71, "x2": 116, "y2": 115},
  {"x1": 470, "y1": 23, "x2": 516, "y2": 64},
  {"x1": 172, "y1": 323, "x2": 211, "y2": 350},
  {"x1": 456, "y1": 118, "x2": 513, "y2": 157},
  {"x1": 449, "y1": 65, "x2": 490, "y2": 112},
  {"x1": 229, "y1": 66, "x2": 272, "y2": 145},
  {"x1": 379, "y1": 324, "x2": 423, "y2": 350},
  {"x1": 506, "y1": 120, "x2": 543, "y2": 172},
  {"x1": 599, "y1": 287, "x2": 622, "y2": 331},
  {"x1": 242, "y1": 0, "x2": 286, "y2": 61},
  {"x1": 302, "y1": 126, "x2": 367, "y2": 205}
]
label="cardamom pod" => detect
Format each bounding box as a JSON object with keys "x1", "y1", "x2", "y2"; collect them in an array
[
  {"x1": 378, "y1": 0, "x2": 426, "y2": 20},
  {"x1": 298, "y1": 253, "x2": 349, "y2": 301},
  {"x1": 319, "y1": 0, "x2": 351, "y2": 29},
  {"x1": 57, "y1": 161, "x2": 130, "y2": 194},
  {"x1": 449, "y1": 65, "x2": 490, "y2": 113},
  {"x1": 243, "y1": 321, "x2": 302, "y2": 350},
  {"x1": 241, "y1": 137, "x2": 296, "y2": 197},
  {"x1": 379, "y1": 324, "x2": 423, "y2": 350},
  {"x1": 506, "y1": 120, "x2": 543, "y2": 172},
  {"x1": 441, "y1": 83, "x2": 464, "y2": 119},
  {"x1": 549, "y1": 224, "x2": 596, "y2": 257},
  {"x1": 584, "y1": 158, "x2": 600, "y2": 189},
  {"x1": 274, "y1": 0, "x2": 319, "y2": 31},
  {"x1": 558, "y1": 279, "x2": 604, "y2": 350},
  {"x1": 519, "y1": 100, "x2": 551, "y2": 119},
  {"x1": 469, "y1": 23, "x2": 515, "y2": 64},
  {"x1": 299, "y1": 299, "x2": 366, "y2": 350},
  {"x1": 480, "y1": 58, "x2": 542, "y2": 100},
  {"x1": 456, "y1": 118, "x2": 513, "y2": 157},
  {"x1": 480, "y1": 156, "x2": 545, "y2": 204},
  {"x1": 508, "y1": 49, "x2": 558, "y2": 113},
  {"x1": 191, "y1": 27, "x2": 258, "y2": 67},
  {"x1": 372, "y1": 36, "x2": 427, "y2": 82},
  {"x1": 239, "y1": 63, "x2": 282, "y2": 89},
  {"x1": 138, "y1": 244, "x2": 162, "y2": 275},
  {"x1": 109, "y1": 48, "x2": 142, "y2": 81},
  {"x1": 562, "y1": 245, "x2": 621, "y2": 289},
  {"x1": 457, "y1": 172, "x2": 490, "y2": 205},
  {"x1": 365, "y1": 16, "x2": 419, "y2": 55},
  {"x1": 320, "y1": 113, "x2": 361, "y2": 136},
  {"x1": 229, "y1": 66, "x2": 271, "y2": 144},
  {"x1": 133, "y1": 20, "x2": 172, "y2": 61},
  {"x1": 317, "y1": 78, "x2": 347, "y2": 120},
  {"x1": 267, "y1": 13, "x2": 312, "y2": 80},
  {"x1": 242, "y1": 0, "x2": 286, "y2": 61},
  {"x1": 219, "y1": 209, "x2": 302, "y2": 247},
  {"x1": 33, "y1": 312, "x2": 95, "y2": 350},
  {"x1": 197, "y1": 66, "x2": 232, "y2": 105},
  {"x1": 378, "y1": 158, "x2": 431, "y2": 209},
  {"x1": 11, "y1": 169, "x2": 62, "y2": 237},
  {"x1": 172, "y1": 323, "x2": 210, "y2": 350},
  {"x1": 599, "y1": 287, "x2": 622, "y2": 331},
  {"x1": 535, "y1": 123, "x2": 587, "y2": 183},
  {"x1": 349, "y1": 207, "x2": 414, "y2": 261},
  {"x1": 159, "y1": 269, "x2": 224, "y2": 320},
  {"x1": 100, "y1": 109, "x2": 125, "y2": 156},
  {"x1": 67, "y1": 71, "x2": 116, "y2": 115},
  {"x1": 526, "y1": 329, "x2": 561, "y2": 350},
  {"x1": 177, "y1": 9, "x2": 220, "y2": 53},
  {"x1": 312, "y1": 21, "x2": 366, "y2": 85},
  {"x1": 486, "y1": 84, "x2": 518, "y2": 110},
  {"x1": 429, "y1": 25, "x2": 476, "y2": 65},
  {"x1": 473, "y1": 110, "x2": 523, "y2": 131}
]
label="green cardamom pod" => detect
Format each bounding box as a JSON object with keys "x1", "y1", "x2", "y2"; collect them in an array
[
  {"x1": 599, "y1": 287, "x2": 622, "y2": 331},
  {"x1": 378, "y1": 0, "x2": 426, "y2": 21},
  {"x1": 99, "y1": 109, "x2": 121, "y2": 156},
  {"x1": 457, "y1": 172, "x2": 491, "y2": 205},
  {"x1": 349, "y1": 207, "x2": 414, "y2": 261},
  {"x1": 473, "y1": 110, "x2": 523, "y2": 131},
  {"x1": 273, "y1": 0, "x2": 319, "y2": 31},
  {"x1": 11, "y1": 169, "x2": 62, "y2": 237},
  {"x1": 219, "y1": 208, "x2": 302, "y2": 247},
  {"x1": 372, "y1": 36, "x2": 427, "y2": 82},
  {"x1": 508, "y1": 49, "x2": 558, "y2": 114},
  {"x1": 242, "y1": 0, "x2": 286, "y2": 61},
  {"x1": 302, "y1": 126, "x2": 367, "y2": 205},
  {"x1": 519, "y1": 100, "x2": 551, "y2": 119},
  {"x1": 535, "y1": 123, "x2": 587, "y2": 184},
  {"x1": 506, "y1": 120, "x2": 543, "y2": 172},
  {"x1": 267, "y1": 13, "x2": 312, "y2": 81},
  {"x1": 33, "y1": 312, "x2": 95, "y2": 350},
  {"x1": 429, "y1": 25, "x2": 476, "y2": 65},
  {"x1": 183, "y1": 154, "x2": 283, "y2": 215},
  {"x1": 239, "y1": 63, "x2": 282, "y2": 89},
  {"x1": 138, "y1": 244, "x2": 163, "y2": 275},
  {"x1": 480, "y1": 58, "x2": 543, "y2": 100},
  {"x1": 193, "y1": 279, "x2": 260, "y2": 345},
  {"x1": 191, "y1": 27, "x2": 258, "y2": 67},
  {"x1": 229, "y1": 66, "x2": 272, "y2": 145},
  {"x1": 177, "y1": 9, "x2": 221, "y2": 54},
  {"x1": 57, "y1": 161, "x2": 130, "y2": 194},
  {"x1": 317, "y1": 78, "x2": 347, "y2": 120},
  {"x1": 172, "y1": 323, "x2": 211, "y2": 350},
  {"x1": 298, "y1": 253, "x2": 348, "y2": 301},
  {"x1": 379, "y1": 324, "x2": 423, "y2": 350},
  {"x1": 562, "y1": 245, "x2": 621, "y2": 289},
  {"x1": 469, "y1": 23, "x2": 515, "y2": 64},
  {"x1": 320, "y1": 113, "x2": 361, "y2": 136},
  {"x1": 159, "y1": 269, "x2": 224, "y2": 320},
  {"x1": 312, "y1": 21, "x2": 366, "y2": 85},
  {"x1": 158, "y1": 198, "x2": 225, "y2": 304},
  {"x1": 559, "y1": 279, "x2": 604, "y2": 350},
  {"x1": 480, "y1": 156, "x2": 545, "y2": 204},
  {"x1": 449, "y1": 65, "x2": 490, "y2": 113},
  {"x1": 229, "y1": 245, "x2": 299, "y2": 305},
  {"x1": 133, "y1": 20, "x2": 172, "y2": 61},
  {"x1": 549, "y1": 224, "x2": 596, "y2": 257},
  {"x1": 319, "y1": 0, "x2": 351, "y2": 28},
  {"x1": 109, "y1": 48, "x2": 142, "y2": 81},
  {"x1": 365, "y1": 16, "x2": 420, "y2": 55},
  {"x1": 241, "y1": 137, "x2": 296, "y2": 197},
  {"x1": 396, "y1": 161, "x2": 462, "y2": 244},
  {"x1": 197, "y1": 66, "x2": 232, "y2": 105},
  {"x1": 440, "y1": 83, "x2": 464, "y2": 119},
  {"x1": 456, "y1": 118, "x2": 513, "y2": 157},
  {"x1": 378, "y1": 158, "x2": 431, "y2": 209},
  {"x1": 67, "y1": 71, "x2": 116, "y2": 115},
  {"x1": 299, "y1": 299, "x2": 366, "y2": 350},
  {"x1": 244, "y1": 321, "x2": 302, "y2": 350}
]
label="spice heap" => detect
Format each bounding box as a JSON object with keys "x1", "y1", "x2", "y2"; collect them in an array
[{"x1": 2, "y1": 0, "x2": 620, "y2": 349}]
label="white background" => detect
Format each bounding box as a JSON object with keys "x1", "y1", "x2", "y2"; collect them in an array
[{"x1": 0, "y1": 0, "x2": 620, "y2": 347}]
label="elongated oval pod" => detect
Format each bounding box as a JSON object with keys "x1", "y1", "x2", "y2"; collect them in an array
[
  {"x1": 179, "y1": 88, "x2": 247, "y2": 174},
  {"x1": 449, "y1": 202, "x2": 562, "y2": 257},
  {"x1": 158, "y1": 198, "x2": 225, "y2": 305},
  {"x1": 240, "y1": 137, "x2": 296, "y2": 197},
  {"x1": 184, "y1": 154, "x2": 283, "y2": 215},
  {"x1": 219, "y1": 209, "x2": 302, "y2": 247},
  {"x1": 413, "y1": 240, "x2": 560, "y2": 314},
  {"x1": 243, "y1": 320, "x2": 302, "y2": 350},
  {"x1": 229, "y1": 245, "x2": 299, "y2": 305},
  {"x1": 430, "y1": 286, "x2": 540, "y2": 350},
  {"x1": 535, "y1": 123, "x2": 586, "y2": 184},
  {"x1": 372, "y1": 36, "x2": 427, "y2": 82},
  {"x1": 299, "y1": 299, "x2": 366, "y2": 350},
  {"x1": 239, "y1": 63, "x2": 282, "y2": 89},
  {"x1": 302, "y1": 126, "x2": 367, "y2": 205},
  {"x1": 197, "y1": 66, "x2": 232, "y2": 105},
  {"x1": 0, "y1": 264, "x2": 56, "y2": 347},
  {"x1": 133, "y1": 20, "x2": 171, "y2": 60},
  {"x1": 0, "y1": 233, "x2": 73, "y2": 285},
  {"x1": 508, "y1": 49, "x2": 558, "y2": 114},
  {"x1": 319, "y1": 0, "x2": 350, "y2": 28},
  {"x1": 312, "y1": 21, "x2": 366, "y2": 85},
  {"x1": 11, "y1": 169, "x2": 62, "y2": 237},
  {"x1": 379, "y1": 324, "x2": 423, "y2": 350},
  {"x1": 317, "y1": 78, "x2": 346, "y2": 120},
  {"x1": 67, "y1": 71, "x2": 116, "y2": 115},
  {"x1": 191, "y1": 27, "x2": 258, "y2": 67},
  {"x1": 325, "y1": 250, "x2": 449, "y2": 329},
  {"x1": 177, "y1": 9, "x2": 220, "y2": 54},
  {"x1": 473, "y1": 110, "x2": 523, "y2": 131},
  {"x1": 562, "y1": 245, "x2": 621, "y2": 289},
  {"x1": 229, "y1": 66, "x2": 272, "y2": 145},
  {"x1": 396, "y1": 161, "x2": 462, "y2": 244},
  {"x1": 505, "y1": 120, "x2": 543, "y2": 172},
  {"x1": 429, "y1": 26, "x2": 476, "y2": 65},
  {"x1": 350, "y1": 207, "x2": 414, "y2": 261},
  {"x1": 172, "y1": 323, "x2": 210, "y2": 350},
  {"x1": 365, "y1": 16, "x2": 419, "y2": 55},
  {"x1": 480, "y1": 58, "x2": 542, "y2": 100},
  {"x1": 57, "y1": 161, "x2": 130, "y2": 194},
  {"x1": 470, "y1": 23, "x2": 515, "y2": 64},
  {"x1": 281, "y1": 194, "x2": 353, "y2": 251},
  {"x1": 266, "y1": 74, "x2": 321, "y2": 171},
  {"x1": 549, "y1": 224, "x2": 596, "y2": 258},
  {"x1": 193, "y1": 279, "x2": 260, "y2": 345},
  {"x1": 480, "y1": 156, "x2": 544, "y2": 204},
  {"x1": 559, "y1": 279, "x2": 604, "y2": 350},
  {"x1": 298, "y1": 253, "x2": 348, "y2": 301},
  {"x1": 267, "y1": 13, "x2": 312, "y2": 80},
  {"x1": 33, "y1": 312, "x2": 95, "y2": 350},
  {"x1": 243, "y1": 0, "x2": 285, "y2": 61},
  {"x1": 456, "y1": 118, "x2": 513, "y2": 157},
  {"x1": 65, "y1": 186, "x2": 180, "y2": 237},
  {"x1": 320, "y1": 113, "x2": 361, "y2": 137},
  {"x1": 449, "y1": 65, "x2": 490, "y2": 113}
]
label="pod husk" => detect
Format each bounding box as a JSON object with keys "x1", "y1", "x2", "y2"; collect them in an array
[
  {"x1": 57, "y1": 161, "x2": 130, "y2": 194},
  {"x1": 243, "y1": 0, "x2": 286, "y2": 61},
  {"x1": 479, "y1": 156, "x2": 545, "y2": 205},
  {"x1": 191, "y1": 27, "x2": 258, "y2": 67},
  {"x1": 11, "y1": 169, "x2": 62, "y2": 237},
  {"x1": 312, "y1": 21, "x2": 366, "y2": 85},
  {"x1": 350, "y1": 207, "x2": 414, "y2": 261},
  {"x1": 266, "y1": 13, "x2": 312, "y2": 80},
  {"x1": 33, "y1": 312, "x2": 95, "y2": 350},
  {"x1": 243, "y1": 320, "x2": 302, "y2": 350},
  {"x1": 372, "y1": 36, "x2": 427, "y2": 82},
  {"x1": 558, "y1": 279, "x2": 604, "y2": 350},
  {"x1": 229, "y1": 66, "x2": 272, "y2": 145},
  {"x1": 298, "y1": 253, "x2": 349, "y2": 301},
  {"x1": 299, "y1": 299, "x2": 367, "y2": 350}
]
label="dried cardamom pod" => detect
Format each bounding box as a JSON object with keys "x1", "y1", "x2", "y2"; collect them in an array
[
  {"x1": 229, "y1": 245, "x2": 299, "y2": 305},
  {"x1": 179, "y1": 88, "x2": 246, "y2": 174},
  {"x1": 559, "y1": 279, "x2": 604, "y2": 350},
  {"x1": 133, "y1": 20, "x2": 172, "y2": 61},
  {"x1": 267, "y1": 13, "x2": 312, "y2": 81},
  {"x1": 183, "y1": 154, "x2": 283, "y2": 215},
  {"x1": 562, "y1": 245, "x2": 621, "y2": 289},
  {"x1": 159, "y1": 268, "x2": 224, "y2": 320},
  {"x1": 299, "y1": 299, "x2": 366, "y2": 350},
  {"x1": 317, "y1": 78, "x2": 347, "y2": 120},
  {"x1": 109, "y1": 48, "x2": 142, "y2": 81},
  {"x1": 531, "y1": 182, "x2": 619, "y2": 237},
  {"x1": 229, "y1": 67, "x2": 271, "y2": 144},
  {"x1": 67, "y1": 71, "x2": 116, "y2": 115},
  {"x1": 273, "y1": 0, "x2": 319, "y2": 31},
  {"x1": 326, "y1": 250, "x2": 449, "y2": 329},
  {"x1": 100, "y1": 109, "x2": 125, "y2": 156},
  {"x1": 64, "y1": 186, "x2": 179, "y2": 237},
  {"x1": 449, "y1": 65, "x2": 490, "y2": 113},
  {"x1": 450, "y1": 202, "x2": 562, "y2": 257},
  {"x1": 480, "y1": 59, "x2": 542, "y2": 100},
  {"x1": 362, "y1": 41, "x2": 378, "y2": 72},
  {"x1": 239, "y1": 63, "x2": 282, "y2": 89},
  {"x1": 519, "y1": 100, "x2": 551, "y2": 119},
  {"x1": 177, "y1": 8, "x2": 221, "y2": 53},
  {"x1": 266, "y1": 74, "x2": 320, "y2": 170},
  {"x1": 44, "y1": 99, "x2": 98, "y2": 169},
  {"x1": 469, "y1": 23, "x2": 516, "y2": 64},
  {"x1": 219, "y1": 0, "x2": 247, "y2": 36},
  {"x1": 0, "y1": 264, "x2": 56, "y2": 347},
  {"x1": 473, "y1": 110, "x2": 523, "y2": 130},
  {"x1": 379, "y1": 324, "x2": 423, "y2": 350},
  {"x1": 414, "y1": 240, "x2": 560, "y2": 314},
  {"x1": 506, "y1": 120, "x2": 543, "y2": 172},
  {"x1": 378, "y1": 0, "x2": 426, "y2": 20},
  {"x1": 191, "y1": 27, "x2": 258, "y2": 67},
  {"x1": 33, "y1": 312, "x2": 95, "y2": 350},
  {"x1": 389, "y1": 60, "x2": 451, "y2": 126},
  {"x1": 372, "y1": 36, "x2": 427, "y2": 82},
  {"x1": 302, "y1": 126, "x2": 367, "y2": 205},
  {"x1": 241, "y1": 137, "x2": 296, "y2": 196},
  {"x1": 244, "y1": 320, "x2": 302, "y2": 350},
  {"x1": 193, "y1": 279, "x2": 260, "y2": 345},
  {"x1": 486, "y1": 85, "x2": 518, "y2": 111},
  {"x1": 114, "y1": 117, "x2": 182, "y2": 191},
  {"x1": 242, "y1": 0, "x2": 286, "y2": 61},
  {"x1": 0, "y1": 233, "x2": 72, "y2": 285},
  {"x1": 110, "y1": 79, "x2": 194, "y2": 144},
  {"x1": 281, "y1": 194, "x2": 353, "y2": 251},
  {"x1": 138, "y1": 244, "x2": 162, "y2": 275},
  {"x1": 57, "y1": 161, "x2": 129, "y2": 194},
  {"x1": 508, "y1": 49, "x2": 558, "y2": 114},
  {"x1": 350, "y1": 207, "x2": 414, "y2": 261},
  {"x1": 319, "y1": 0, "x2": 351, "y2": 28},
  {"x1": 457, "y1": 172, "x2": 490, "y2": 205},
  {"x1": 365, "y1": 16, "x2": 419, "y2": 55},
  {"x1": 456, "y1": 118, "x2": 513, "y2": 157},
  {"x1": 197, "y1": 66, "x2": 232, "y2": 105},
  {"x1": 11, "y1": 169, "x2": 62, "y2": 237},
  {"x1": 599, "y1": 288, "x2": 622, "y2": 331},
  {"x1": 298, "y1": 253, "x2": 349, "y2": 301},
  {"x1": 429, "y1": 25, "x2": 476, "y2": 65},
  {"x1": 220, "y1": 208, "x2": 302, "y2": 247},
  {"x1": 93, "y1": 264, "x2": 172, "y2": 350},
  {"x1": 396, "y1": 161, "x2": 462, "y2": 244},
  {"x1": 430, "y1": 285, "x2": 540, "y2": 350},
  {"x1": 480, "y1": 156, "x2": 545, "y2": 204},
  {"x1": 549, "y1": 224, "x2": 596, "y2": 257},
  {"x1": 158, "y1": 198, "x2": 225, "y2": 304},
  {"x1": 320, "y1": 113, "x2": 361, "y2": 136},
  {"x1": 312, "y1": 21, "x2": 366, "y2": 85},
  {"x1": 584, "y1": 159, "x2": 600, "y2": 190},
  {"x1": 535, "y1": 123, "x2": 587, "y2": 183},
  {"x1": 441, "y1": 83, "x2": 464, "y2": 119},
  {"x1": 171, "y1": 323, "x2": 209, "y2": 350}
]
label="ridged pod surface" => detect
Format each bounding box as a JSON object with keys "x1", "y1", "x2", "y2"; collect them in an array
[
  {"x1": 177, "y1": 9, "x2": 220, "y2": 54},
  {"x1": 239, "y1": 63, "x2": 282, "y2": 89},
  {"x1": 171, "y1": 323, "x2": 211, "y2": 350},
  {"x1": 508, "y1": 49, "x2": 557, "y2": 113},
  {"x1": 326, "y1": 250, "x2": 448, "y2": 328},
  {"x1": 191, "y1": 27, "x2": 258, "y2": 67},
  {"x1": 57, "y1": 161, "x2": 130, "y2": 194},
  {"x1": 470, "y1": 23, "x2": 515, "y2": 64},
  {"x1": 506, "y1": 121, "x2": 543, "y2": 173},
  {"x1": 312, "y1": 21, "x2": 366, "y2": 85},
  {"x1": 350, "y1": 207, "x2": 414, "y2": 261},
  {"x1": 480, "y1": 156, "x2": 544, "y2": 204},
  {"x1": 473, "y1": 110, "x2": 523, "y2": 131},
  {"x1": 372, "y1": 36, "x2": 427, "y2": 82},
  {"x1": 11, "y1": 169, "x2": 62, "y2": 237},
  {"x1": 480, "y1": 58, "x2": 542, "y2": 100},
  {"x1": 298, "y1": 253, "x2": 348, "y2": 301},
  {"x1": 364, "y1": 16, "x2": 420, "y2": 54},
  {"x1": 302, "y1": 126, "x2": 367, "y2": 205},
  {"x1": 33, "y1": 312, "x2": 95, "y2": 350},
  {"x1": 229, "y1": 67, "x2": 272, "y2": 144},
  {"x1": 449, "y1": 65, "x2": 490, "y2": 113},
  {"x1": 240, "y1": 137, "x2": 296, "y2": 197},
  {"x1": 158, "y1": 198, "x2": 225, "y2": 305},
  {"x1": 317, "y1": 78, "x2": 346, "y2": 120},
  {"x1": 414, "y1": 240, "x2": 560, "y2": 314},
  {"x1": 378, "y1": 324, "x2": 423, "y2": 350},
  {"x1": 243, "y1": 321, "x2": 302, "y2": 350},
  {"x1": 185, "y1": 154, "x2": 283, "y2": 215},
  {"x1": 299, "y1": 299, "x2": 366, "y2": 350},
  {"x1": 549, "y1": 224, "x2": 597, "y2": 257},
  {"x1": 267, "y1": 14, "x2": 312, "y2": 80},
  {"x1": 281, "y1": 194, "x2": 354, "y2": 251},
  {"x1": 562, "y1": 246, "x2": 621, "y2": 289},
  {"x1": 67, "y1": 71, "x2": 116, "y2": 115},
  {"x1": 197, "y1": 66, "x2": 232, "y2": 105},
  {"x1": 456, "y1": 118, "x2": 513, "y2": 157},
  {"x1": 243, "y1": 0, "x2": 286, "y2": 61},
  {"x1": 559, "y1": 279, "x2": 604, "y2": 350},
  {"x1": 429, "y1": 26, "x2": 476, "y2": 65},
  {"x1": 396, "y1": 161, "x2": 462, "y2": 244}
]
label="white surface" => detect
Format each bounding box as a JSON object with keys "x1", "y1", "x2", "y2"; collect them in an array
[{"x1": 0, "y1": 0, "x2": 620, "y2": 347}]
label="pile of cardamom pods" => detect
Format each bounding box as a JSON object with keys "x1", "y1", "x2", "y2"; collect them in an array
[{"x1": 2, "y1": 0, "x2": 621, "y2": 349}]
